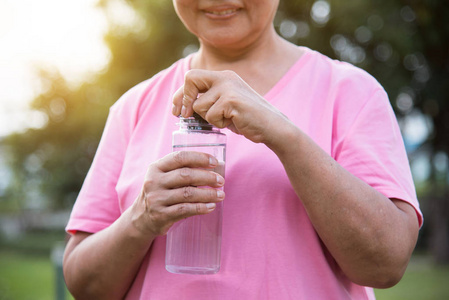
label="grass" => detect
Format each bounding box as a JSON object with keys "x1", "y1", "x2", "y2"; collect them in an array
[
  {"x1": 374, "y1": 255, "x2": 449, "y2": 300},
  {"x1": 0, "y1": 251, "x2": 72, "y2": 300},
  {"x1": 0, "y1": 230, "x2": 72, "y2": 300},
  {"x1": 0, "y1": 249, "x2": 448, "y2": 299}
]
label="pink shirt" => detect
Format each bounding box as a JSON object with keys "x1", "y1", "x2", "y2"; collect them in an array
[{"x1": 66, "y1": 47, "x2": 422, "y2": 299}]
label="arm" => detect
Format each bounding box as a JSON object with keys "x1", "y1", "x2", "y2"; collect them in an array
[
  {"x1": 173, "y1": 69, "x2": 420, "y2": 288},
  {"x1": 266, "y1": 122, "x2": 419, "y2": 288},
  {"x1": 63, "y1": 151, "x2": 225, "y2": 299},
  {"x1": 63, "y1": 208, "x2": 155, "y2": 300}
]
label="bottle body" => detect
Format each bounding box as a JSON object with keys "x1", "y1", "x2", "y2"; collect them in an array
[{"x1": 165, "y1": 117, "x2": 226, "y2": 275}]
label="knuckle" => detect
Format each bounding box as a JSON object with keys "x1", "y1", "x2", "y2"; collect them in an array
[
  {"x1": 177, "y1": 203, "x2": 189, "y2": 216},
  {"x1": 184, "y1": 69, "x2": 194, "y2": 80},
  {"x1": 182, "y1": 186, "x2": 194, "y2": 200},
  {"x1": 195, "y1": 203, "x2": 203, "y2": 214},
  {"x1": 227, "y1": 89, "x2": 239, "y2": 99},
  {"x1": 142, "y1": 178, "x2": 155, "y2": 193},
  {"x1": 175, "y1": 203, "x2": 203, "y2": 218},
  {"x1": 179, "y1": 167, "x2": 191, "y2": 179},
  {"x1": 209, "y1": 188, "x2": 218, "y2": 199},
  {"x1": 221, "y1": 70, "x2": 236, "y2": 79},
  {"x1": 147, "y1": 211, "x2": 164, "y2": 235},
  {"x1": 173, "y1": 151, "x2": 187, "y2": 165},
  {"x1": 149, "y1": 208, "x2": 175, "y2": 236},
  {"x1": 192, "y1": 100, "x2": 203, "y2": 112}
]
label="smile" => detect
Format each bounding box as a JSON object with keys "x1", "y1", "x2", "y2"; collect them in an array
[{"x1": 205, "y1": 8, "x2": 239, "y2": 16}]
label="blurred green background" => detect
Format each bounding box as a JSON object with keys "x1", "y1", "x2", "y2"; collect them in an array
[{"x1": 1, "y1": 0, "x2": 448, "y2": 299}]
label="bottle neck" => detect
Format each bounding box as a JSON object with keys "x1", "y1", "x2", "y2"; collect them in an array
[{"x1": 178, "y1": 114, "x2": 219, "y2": 133}]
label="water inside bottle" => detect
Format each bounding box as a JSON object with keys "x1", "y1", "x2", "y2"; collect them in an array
[{"x1": 166, "y1": 144, "x2": 225, "y2": 275}]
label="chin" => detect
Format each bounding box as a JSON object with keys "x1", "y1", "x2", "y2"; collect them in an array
[{"x1": 202, "y1": 33, "x2": 255, "y2": 51}]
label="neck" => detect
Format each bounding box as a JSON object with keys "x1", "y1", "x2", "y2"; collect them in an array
[
  {"x1": 192, "y1": 27, "x2": 285, "y2": 71},
  {"x1": 190, "y1": 33, "x2": 303, "y2": 96},
  {"x1": 189, "y1": 25, "x2": 304, "y2": 96}
]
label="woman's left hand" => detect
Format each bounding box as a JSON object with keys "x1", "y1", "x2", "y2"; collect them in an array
[{"x1": 172, "y1": 69, "x2": 290, "y2": 145}]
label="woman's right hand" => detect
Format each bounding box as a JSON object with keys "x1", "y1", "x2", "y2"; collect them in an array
[{"x1": 131, "y1": 151, "x2": 225, "y2": 237}]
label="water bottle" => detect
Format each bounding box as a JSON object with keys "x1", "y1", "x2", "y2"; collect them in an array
[{"x1": 165, "y1": 113, "x2": 226, "y2": 275}]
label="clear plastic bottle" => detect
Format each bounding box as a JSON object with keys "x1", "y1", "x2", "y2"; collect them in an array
[{"x1": 165, "y1": 113, "x2": 226, "y2": 275}]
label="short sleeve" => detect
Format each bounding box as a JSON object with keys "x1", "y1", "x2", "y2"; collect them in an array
[
  {"x1": 333, "y1": 89, "x2": 423, "y2": 227},
  {"x1": 65, "y1": 99, "x2": 132, "y2": 234}
]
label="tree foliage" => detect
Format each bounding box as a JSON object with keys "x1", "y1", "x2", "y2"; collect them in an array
[{"x1": 2, "y1": 0, "x2": 448, "y2": 260}]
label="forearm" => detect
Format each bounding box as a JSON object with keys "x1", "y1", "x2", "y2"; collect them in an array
[
  {"x1": 266, "y1": 121, "x2": 418, "y2": 288},
  {"x1": 63, "y1": 203, "x2": 156, "y2": 299}
]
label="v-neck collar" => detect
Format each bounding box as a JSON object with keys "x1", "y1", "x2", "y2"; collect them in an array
[
  {"x1": 263, "y1": 46, "x2": 312, "y2": 102},
  {"x1": 184, "y1": 46, "x2": 313, "y2": 102}
]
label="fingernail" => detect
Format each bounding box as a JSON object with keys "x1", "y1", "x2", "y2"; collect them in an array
[
  {"x1": 206, "y1": 203, "x2": 216, "y2": 210},
  {"x1": 217, "y1": 190, "x2": 225, "y2": 200},
  {"x1": 209, "y1": 157, "x2": 218, "y2": 166},
  {"x1": 181, "y1": 105, "x2": 187, "y2": 116},
  {"x1": 216, "y1": 175, "x2": 224, "y2": 186}
]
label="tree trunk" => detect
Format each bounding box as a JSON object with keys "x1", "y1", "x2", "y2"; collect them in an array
[{"x1": 429, "y1": 193, "x2": 449, "y2": 263}]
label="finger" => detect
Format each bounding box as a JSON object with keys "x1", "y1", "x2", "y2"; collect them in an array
[
  {"x1": 164, "y1": 186, "x2": 225, "y2": 206},
  {"x1": 155, "y1": 151, "x2": 219, "y2": 173},
  {"x1": 191, "y1": 89, "x2": 220, "y2": 118},
  {"x1": 166, "y1": 201, "x2": 219, "y2": 222},
  {"x1": 172, "y1": 86, "x2": 184, "y2": 116},
  {"x1": 162, "y1": 167, "x2": 225, "y2": 189},
  {"x1": 181, "y1": 70, "x2": 219, "y2": 117},
  {"x1": 203, "y1": 96, "x2": 234, "y2": 129}
]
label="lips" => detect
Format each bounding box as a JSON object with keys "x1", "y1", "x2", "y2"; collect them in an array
[
  {"x1": 202, "y1": 5, "x2": 241, "y2": 18},
  {"x1": 205, "y1": 8, "x2": 239, "y2": 16}
]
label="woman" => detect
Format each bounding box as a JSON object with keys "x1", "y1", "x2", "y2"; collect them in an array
[{"x1": 63, "y1": 0, "x2": 422, "y2": 299}]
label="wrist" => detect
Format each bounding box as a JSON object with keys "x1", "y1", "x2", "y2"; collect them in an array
[
  {"x1": 126, "y1": 197, "x2": 158, "y2": 241},
  {"x1": 264, "y1": 118, "x2": 303, "y2": 157}
]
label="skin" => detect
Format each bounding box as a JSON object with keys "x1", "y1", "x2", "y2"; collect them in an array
[{"x1": 64, "y1": 0, "x2": 420, "y2": 298}]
